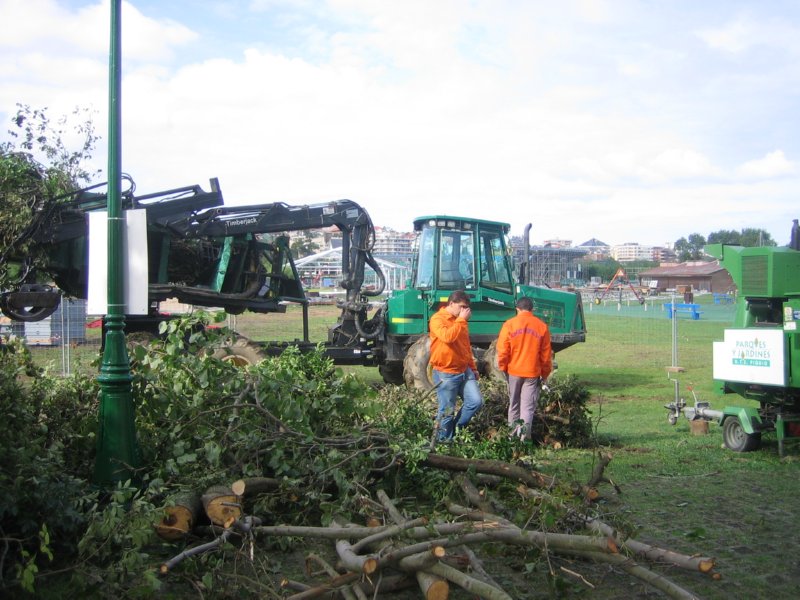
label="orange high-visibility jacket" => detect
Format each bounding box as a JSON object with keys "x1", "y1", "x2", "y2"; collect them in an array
[
  {"x1": 496, "y1": 310, "x2": 552, "y2": 379},
  {"x1": 429, "y1": 307, "x2": 478, "y2": 374}
]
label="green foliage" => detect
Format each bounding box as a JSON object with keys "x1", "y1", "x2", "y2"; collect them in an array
[
  {"x1": 578, "y1": 257, "x2": 622, "y2": 282},
  {"x1": 707, "y1": 227, "x2": 776, "y2": 247},
  {"x1": 676, "y1": 227, "x2": 778, "y2": 262},
  {"x1": 2, "y1": 104, "x2": 99, "y2": 187},
  {"x1": 537, "y1": 375, "x2": 594, "y2": 445},
  {"x1": 73, "y1": 480, "x2": 166, "y2": 598},
  {"x1": 674, "y1": 233, "x2": 708, "y2": 262},
  {"x1": 0, "y1": 339, "x2": 97, "y2": 594},
  {"x1": 252, "y1": 343, "x2": 377, "y2": 435},
  {"x1": 289, "y1": 230, "x2": 321, "y2": 259},
  {"x1": 0, "y1": 104, "x2": 100, "y2": 289},
  {"x1": 469, "y1": 374, "x2": 594, "y2": 449}
]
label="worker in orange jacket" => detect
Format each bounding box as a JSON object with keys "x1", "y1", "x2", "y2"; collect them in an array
[
  {"x1": 429, "y1": 290, "x2": 483, "y2": 441},
  {"x1": 497, "y1": 296, "x2": 552, "y2": 442}
]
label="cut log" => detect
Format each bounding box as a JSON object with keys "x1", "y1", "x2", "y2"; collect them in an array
[
  {"x1": 155, "y1": 493, "x2": 203, "y2": 541},
  {"x1": 376, "y1": 490, "x2": 450, "y2": 599},
  {"x1": 427, "y1": 562, "x2": 513, "y2": 600},
  {"x1": 349, "y1": 516, "x2": 428, "y2": 554},
  {"x1": 567, "y1": 550, "x2": 700, "y2": 600},
  {"x1": 230, "y1": 477, "x2": 280, "y2": 497},
  {"x1": 201, "y1": 485, "x2": 242, "y2": 526},
  {"x1": 331, "y1": 518, "x2": 378, "y2": 575},
  {"x1": 416, "y1": 571, "x2": 450, "y2": 600},
  {"x1": 397, "y1": 547, "x2": 447, "y2": 572},
  {"x1": 423, "y1": 453, "x2": 554, "y2": 488},
  {"x1": 285, "y1": 572, "x2": 361, "y2": 600},
  {"x1": 516, "y1": 485, "x2": 716, "y2": 575}
]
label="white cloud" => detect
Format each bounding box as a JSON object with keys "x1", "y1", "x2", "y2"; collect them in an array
[
  {"x1": 697, "y1": 12, "x2": 800, "y2": 56},
  {"x1": 737, "y1": 150, "x2": 795, "y2": 179},
  {"x1": 696, "y1": 16, "x2": 753, "y2": 53},
  {"x1": 2, "y1": 0, "x2": 800, "y2": 248},
  {"x1": 648, "y1": 148, "x2": 720, "y2": 181},
  {"x1": 0, "y1": 0, "x2": 196, "y2": 60}
]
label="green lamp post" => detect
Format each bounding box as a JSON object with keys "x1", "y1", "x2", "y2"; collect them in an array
[{"x1": 93, "y1": 0, "x2": 140, "y2": 486}]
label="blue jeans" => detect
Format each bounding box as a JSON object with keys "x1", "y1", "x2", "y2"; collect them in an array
[{"x1": 433, "y1": 368, "x2": 483, "y2": 441}]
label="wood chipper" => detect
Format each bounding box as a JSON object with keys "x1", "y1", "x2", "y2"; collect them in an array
[{"x1": 665, "y1": 220, "x2": 800, "y2": 456}]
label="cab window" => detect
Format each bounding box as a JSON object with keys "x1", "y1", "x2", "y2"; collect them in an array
[
  {"x1": 438, "y1": 230, "x2": 474, "y2": 289},
  {"x1": 479, "y1": 230, "x2": 512, "y2": 291}
]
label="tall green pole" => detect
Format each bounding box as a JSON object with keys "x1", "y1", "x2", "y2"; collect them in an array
[{"x1": 93, "y1": 0, "x2": 140, "y2": 486}]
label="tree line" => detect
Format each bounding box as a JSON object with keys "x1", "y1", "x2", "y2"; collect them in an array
[{"x1": 673, "y1": 228, "x2": 776, "y2": 262}]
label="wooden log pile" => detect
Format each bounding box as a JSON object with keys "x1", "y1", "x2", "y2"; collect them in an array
[{"x1": 155, "y1": 456, "x2": 717, "y2": 599}]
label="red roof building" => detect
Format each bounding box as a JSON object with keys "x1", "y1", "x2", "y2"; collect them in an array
[{"x1": 638, "y1": 261, "x2": 735, "y2": 293}]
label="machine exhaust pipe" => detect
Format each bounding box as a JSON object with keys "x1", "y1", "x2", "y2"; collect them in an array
[{"x1": 522, "y1": 223, "x2": 531, "y2": 285}]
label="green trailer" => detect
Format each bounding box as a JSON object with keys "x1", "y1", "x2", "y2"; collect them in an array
[{"x1": 666, "y1": 223, "x2": 800, "y2": 455}]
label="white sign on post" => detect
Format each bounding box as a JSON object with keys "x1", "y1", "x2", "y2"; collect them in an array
[
  {"x1": 712, "y1": 328, "x2": 786, "y2": 386},
  {"x1": 87, "y1": 209, "x2": 149, "y2": 315}
]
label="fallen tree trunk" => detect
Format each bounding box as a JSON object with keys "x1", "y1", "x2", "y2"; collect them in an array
[
  {"x1": 517, "y1": 485, "x2": 716, "y2": 575},
  {"x1": 567, "y1": 550, "x2": 701, "y2": 600},
  {"x1": 423, "y1": 452, "x2": 555, "y2": 489}
]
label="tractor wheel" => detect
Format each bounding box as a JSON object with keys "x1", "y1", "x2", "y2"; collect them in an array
[
  {"x1": 212, "y1": 335, "x2": 265, "y2": 367},
  {"x1": 481, "y1": 339, "x2": 507, "y2": 383},
  {"x1": 722, "y1": 416, "x2": 761, "y2": 452},
  {"x1": 403, "y1": 336, "x2": 434, "y2": 391},
  {"x1": 378, "y1": 362, "x2": 405, "y2": 386}
]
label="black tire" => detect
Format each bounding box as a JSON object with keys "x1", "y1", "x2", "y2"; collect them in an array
[
  {"x1": 212, "y1": 335, "x2": 265, "y2": 367},
  {"x1": 403, "y1": 336, "x2": 434, "y2": 391},
  {"x1": 0, "y1": 286, "x2": 61, "y2": 322},
  {"x1": 481, "y1": 339, "x2": 507, "y2": 383},
  {"x1": 722, "y1": 416, "x2": 761, "y2": 452},
  {"x1": 378, "y1": 362, "x2": 405, "y2": 385}
]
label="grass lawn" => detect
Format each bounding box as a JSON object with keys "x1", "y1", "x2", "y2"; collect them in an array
[{"x1": 545, "y1": 304, "x2": 800, "y2": 599}]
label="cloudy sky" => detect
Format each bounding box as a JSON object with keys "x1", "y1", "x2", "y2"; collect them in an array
[{"x1": 2, "y1": 0, "x2": 799, "y2": 247}]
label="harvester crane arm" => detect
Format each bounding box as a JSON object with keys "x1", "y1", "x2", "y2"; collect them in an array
[{"x1": 179, "y1": 198, "x2": 385, "y2": 303}]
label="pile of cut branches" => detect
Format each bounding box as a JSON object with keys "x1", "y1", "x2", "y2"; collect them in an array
[
  {"x1": 156, "y1": 454, "x2": 717, "y2": 599},
  {"x1": 471, "y1": 375, "x2": 594, "y2": 448}
]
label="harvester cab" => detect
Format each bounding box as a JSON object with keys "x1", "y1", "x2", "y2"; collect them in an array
[{"x1": 383, "y1": 214, "x2": 587, "y2": 388}]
